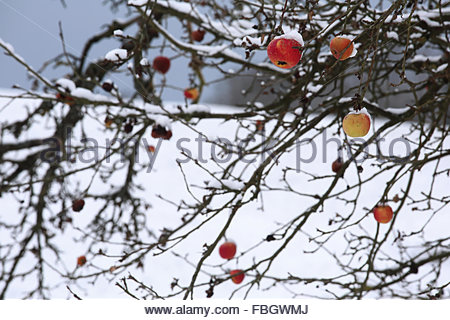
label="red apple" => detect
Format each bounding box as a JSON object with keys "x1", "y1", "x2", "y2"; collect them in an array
[
  {"x1": 77, "y1": 255, "x2": 87, "y2": 267},
  {"x1": 219, "y1": 241, "x2": 236, "y2": 260},
  {"x1": 191, "y1": 29, "x2": 205, "y2": 42},
  {"x1": 267, "y1": 38, "x2": 302, "y2": 69},
  {"x1": 230, "y1": 269, "x2": 245, "y2": 284},
  {"x1": 373, "y1": 205, "x2": 394, "y2": 223},
  {"x1": 184, "y1": 88, "x2": 199, "y2": 100},
  {"x1": 342, "y1": 112, "x2": 371, "y2": 137},
  {"x1": 72, "y1": 199, "x2": 85, "y2": 212},
  {"x1": 151, "y1": 124, "x2": 172, "y2": 140},
  {"x1": 332, "y1": 158, "x2": 343, "y2": 173},
  {"x1": 102, "y1": 82, "x2": 114, "y2": 92},
  {"x1": 330, "y1": 37, "x2": 354, "y2": 61},
  {"x1": 256, "y1": 120, "x2": 264, "y2": 131},
  {"x1": 152, "y1": 56, "x2": 171, "y2": 74}
]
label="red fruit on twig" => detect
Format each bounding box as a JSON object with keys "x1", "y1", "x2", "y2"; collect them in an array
[
  {"x1": 330, "y1": 37, "x2": 354, "y2": 61},
  {"x1": 267, "y1": 38, "x2": 302, "y2": 69},
  {"x1": 230, "y1": 269, "x2": 245, "y2": 284},
  {"x1": 77, "y1": 255, "x2": 87, "y2": 267},
  {"x1": 102, "y1": 82, "x2": 114, "y2": 92},
  {"x1": 332, "y1": 158, "x2": 343, "y2": 173},
  {"x1": 184, "y1": 88, "x2": 199, "y2": 100},
  {"x1": 256, "y1": 120, "x2": 264, "y2": 131},
  {"x1": 151, "y1": 124, "x2": 172, "y2": 140},
  {"x1": 153, "y1": 56, "x2": 171, "y2": 74},
  {"x1": 56, "y1": 93, "x2": 75, "y2": 105},
  {"x1": 373, "y1": 205, "x2": 394, "y2": 223},
  {"x1": 219, "y1": 241, "x2": 237, "y2": 260},
  {"x1": 72, "y1": 199, "x2": 85, "y2": 212},
  {"x1": 191, "y1": 29, "x2": 205, "y2": 42}
]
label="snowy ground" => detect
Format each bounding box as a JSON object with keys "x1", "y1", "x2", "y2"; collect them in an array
[{"x1": 0, "y1": 89, "x2": 449, "y2": 299}]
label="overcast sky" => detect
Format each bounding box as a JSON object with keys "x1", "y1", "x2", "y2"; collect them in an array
[
  {"x1": 0, "y1": 0, "x2": 244, "y2": 104},
  {"x1": 0, "y1": 1, "x2": 125, "y2": 87}
]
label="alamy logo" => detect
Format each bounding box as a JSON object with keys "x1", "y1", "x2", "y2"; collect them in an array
[{"x1": 40, "y1": 127, "x2": 412, "y2": 172}]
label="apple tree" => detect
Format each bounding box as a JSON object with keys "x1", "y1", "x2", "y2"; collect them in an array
[{"x1": 0, "y1": 0, "x2": 449, "y2": 299}]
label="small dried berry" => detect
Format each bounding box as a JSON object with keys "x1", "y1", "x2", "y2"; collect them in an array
[
  {"x1": 77, "y1": 255, "x2": 87, "y2": 267},
  {"x1": 56, "y1": 93, "x2": 75, "y2": 105},
  {"x1": 256, "y1": 120, "x2": 264, "y2": 131},
  {"x1": 124, "y1": 123, "x2": 133, "y2": 134},
  {"x1": 409, "y1": 263, "x2": 419, "y2": 274},
  {"x1": 104, "y1": 116, "x2": 114, "y2": 128},
  {"x1": 72, "y1": 199, "x2": 85, "y2": 212},
  {"x1": 191, "y1": 29, "x2": 206, "y2": 42},
  {"x1": 151, "y1": 124, "x2": 172, "y2": 140},
  {"x1": 332, "y1": 158, "x2": 343, "y2": 173},
  {"x1": 102, "y1": 82, "x2": 114, "y2": 92}
]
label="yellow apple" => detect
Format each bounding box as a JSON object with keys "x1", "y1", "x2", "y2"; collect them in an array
[{"x1": 343, "y1": 112, "x2": 371, "y2": 137}]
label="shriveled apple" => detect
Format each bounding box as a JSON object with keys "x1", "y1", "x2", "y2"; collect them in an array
[
  {"x1": 77, "y1": 255, "x2": 87, "y2": 267},
  {"x1": 332, "y1": 158, "x2": 343, "y2": 173}
]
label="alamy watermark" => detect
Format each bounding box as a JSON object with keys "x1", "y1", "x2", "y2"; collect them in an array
[{"x1": 40, "y1": 127, "x2": 412, "y2": 173}]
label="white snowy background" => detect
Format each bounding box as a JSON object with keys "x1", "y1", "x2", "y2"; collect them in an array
[{"x1": 1, "y1": 89, "x2": 448, "y2": 298}]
